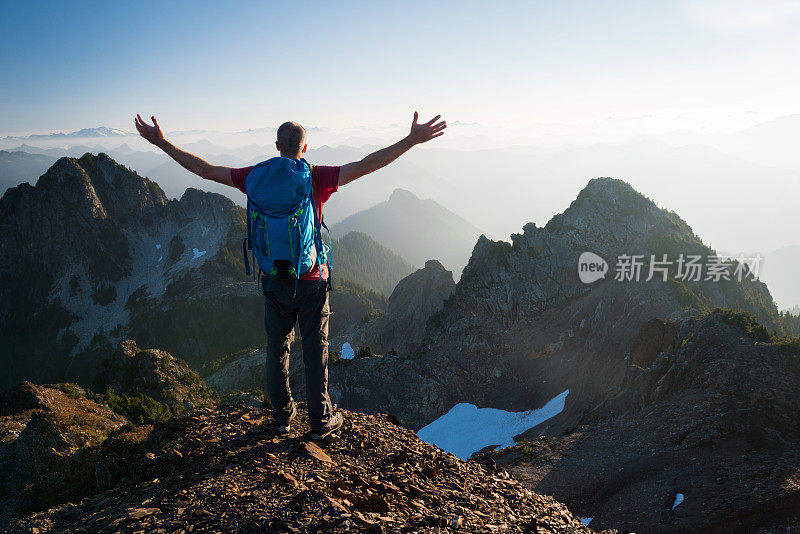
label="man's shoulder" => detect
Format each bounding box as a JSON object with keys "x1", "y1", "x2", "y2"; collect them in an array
[
  {"x1": 230, "y1": 166, "x2": 253, "y2": 194},
  {"x1": 311, "y1": 164, "x2": 340, "y2": 197},
  {"x1": 311, "y1": 164, "x2": 340, "y2": 174}
]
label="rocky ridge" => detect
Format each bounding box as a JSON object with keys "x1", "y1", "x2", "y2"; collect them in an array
[
  {"x1": 91, "y1": 339, "x2": 217, "y2": 410},
  {"x1": 331, "y1": 178, "x2": 788, "y2": 430},
  {"x1": 8, "y1": 401, "x2": 608, "y2": 533},
  {"x1": 0, "y1": 340, "x2": 220, "y2": 526}
]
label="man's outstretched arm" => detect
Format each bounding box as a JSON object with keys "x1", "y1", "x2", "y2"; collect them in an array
[
  {"x1": 134, "y1": 114, "x2": 234, "y2": 187},
  {"x1": 338, "y1": 112, "x2": 446, "y2": 187}
]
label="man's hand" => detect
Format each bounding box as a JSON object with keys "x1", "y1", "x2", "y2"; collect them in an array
[
  {"x1": 135, "y1": 114, "x2": 165, "y2": 147},
  {"x1": 407, "y1": 111, "x2": 447, "y2": 145},
  {"x1": 133, "y1": 113, "x2": 233, "y2": 187},
  {"x1": 338, "y1": 112, "x2": 447, "y2": 186}
]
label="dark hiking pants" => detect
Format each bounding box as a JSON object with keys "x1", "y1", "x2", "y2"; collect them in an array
[{"x1": 261, "y1": 276, "x2": 333, "y2": 433}]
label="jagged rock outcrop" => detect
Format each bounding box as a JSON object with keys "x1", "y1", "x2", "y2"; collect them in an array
[
  {"x1": 355, "y1": 259, "x2": 455, "y2": 356},
  {"x1": 91, "y1": 339, "x2": 216, "y2": 410},
  {"x1": 482, "y1": 310, "x2": 800, "y2": 533},
  {"x1": 8, "y1": 402, "x2": 608, "y2": 533},
  {"x1": 0, "y1": 383, "x2": 127, "y2": 524}
]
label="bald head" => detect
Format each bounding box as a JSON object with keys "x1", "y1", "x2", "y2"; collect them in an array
[{"x1": 276, "y1": 121, "x2": 307, "y2": 158}]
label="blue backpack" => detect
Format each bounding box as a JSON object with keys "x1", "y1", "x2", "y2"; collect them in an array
[{"x1": 242, "y1": 157, "x2": 330, "y2": 292}]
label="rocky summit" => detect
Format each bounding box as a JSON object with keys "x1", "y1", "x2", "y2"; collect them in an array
[{"x1": 8, "y1": 402, "x2": 608, "y2": 534}]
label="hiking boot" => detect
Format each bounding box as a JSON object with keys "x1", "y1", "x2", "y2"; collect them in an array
[
  {"x1": 274, "y1": 401, "x2": 297, "y2": 435},
  {"x1": 311, "y1": 411, "x2": 344, "y2": 441}
]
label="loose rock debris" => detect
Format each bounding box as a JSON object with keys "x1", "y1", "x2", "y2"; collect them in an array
[{"x1": 11, "y1": 403, "x2": 612, "y2": 533}]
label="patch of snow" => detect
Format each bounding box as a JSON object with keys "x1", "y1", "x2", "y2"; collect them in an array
[
  {"x1": 192, "y1": 247, "x2": 207, "y2": 259},
  {"x1": 672, "y1": 493, "x2": 684, "y2": 510},
  {"x1": 580, "y1": 518, "x2": 593, "y2": 526},
  {"x1": 341, "y1": 342, "x2": 355, "y2": 360},
  {"x1": 157, "y1": 256, "x2": 163, "y2": 263},
  {"x1": 201, "y1": 225, "x2": 209, "y2": 236},
  {"x1": 417, "y1": 389, "x2": 570, "y2": 459},
  {"x1": 155, "y1": 244, "x2": 161, "y2": 249}
]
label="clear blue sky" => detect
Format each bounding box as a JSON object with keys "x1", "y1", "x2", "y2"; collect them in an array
[{"x1": 2, "y1": 0, "x2": 799, "y2": 135}]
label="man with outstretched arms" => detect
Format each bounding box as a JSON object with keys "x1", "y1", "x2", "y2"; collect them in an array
[{"x1": 135, "y1": 112, "x2": 446, "y2": 439}]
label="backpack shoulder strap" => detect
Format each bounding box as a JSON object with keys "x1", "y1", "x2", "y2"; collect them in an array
[{"x1": 301, "y1": 158, "x2": 313, "y2": 176}]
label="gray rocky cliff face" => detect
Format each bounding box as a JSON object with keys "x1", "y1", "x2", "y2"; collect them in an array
[{"x1": 392, "y1": 177, "x2": 779, "y2": 428}]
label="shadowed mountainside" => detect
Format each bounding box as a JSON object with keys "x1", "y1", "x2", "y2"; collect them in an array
[{"x1": 330, "y1": 230, "x2": 415, "y2": 296}]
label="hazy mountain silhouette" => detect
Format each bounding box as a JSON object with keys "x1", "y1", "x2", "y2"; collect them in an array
[{"x1": 332, "y1": 188, "x2": 483, "y2": 277}]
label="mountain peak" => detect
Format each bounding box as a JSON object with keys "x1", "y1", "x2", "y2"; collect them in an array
[
  {"x1": 333, "y1": 189, "x2": 483, "y2": 275},
  {"x1": 31, "y1": 153, "x2": 168, "y2": 219},
  {"x1": 423, "y1": 258, "x2": 447, "y2": 271},
  {"x1": 567, "y1": 176, "x2": 658, "y2": 218},
  {"x1": 541, "y1": 176, "x2": 694, "y2": 252},
  {"x1": 388, "y1": 188, "x2": 419, "y2": 202}
]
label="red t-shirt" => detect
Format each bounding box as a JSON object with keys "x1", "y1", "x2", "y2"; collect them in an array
[{"x1": 231, "y1": 164, "x2": 339, "y2": 280}]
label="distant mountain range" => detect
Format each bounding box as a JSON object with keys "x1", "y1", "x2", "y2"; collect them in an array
[
  {"x1": 0, "y1": 144, "x2": 457, "y2": 228},
  {"x1": 5, "y1": 117, "x2": 800, "y2": 305},
  {"x1": 3, "y1": 126, "x2": 130, "y2": 140},
  {"x1": 332, "y1": 188, "x2": 483, "y2": 277}
]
